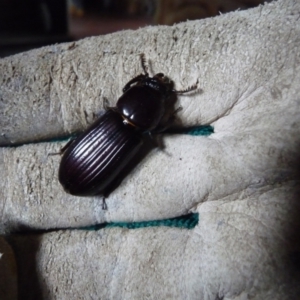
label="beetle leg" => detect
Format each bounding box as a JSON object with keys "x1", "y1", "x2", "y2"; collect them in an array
[
  {"x1": 60, "y1": 139, "x2": 75, "y2": 154},
  {"x1": 151, "y1": 106, "x2": 182, "y2": 134},
  {"x1": 50, "y1": 140, "x2": 73, "y2": 156},
  {"x1": 103, "y1": 97, "x2": 109, "y2": 110},
  {"x1": 48, "y1": 139, "x2": 75, "y2": 156},
  {"x1": 147, "y1": 131, "x2": 165, "y2": 150},
  {"x1": 173, "y1": 106, "x2": 183, "y2": 114},
  {"x1": 52, "y1": 139, "x2": 75, "y2": 156},
  {"x1": 103, "y1": 97, "x2": 116, "y2": 111},
  {"x1": 93, "y1": 98, "x2": 115, "y2": 120},
  {"x1": 140, "y1": 53, "x2": 149, "y2": 76},
  {"x1": 122, "y1": 74, "x2": 147, "y2": 92},
  {"x1": 173, "y1": 80, "x2": 198, "y2": 94},
  {"x1": 102, "y1": 197, "x2": 108, "y2": 210}
]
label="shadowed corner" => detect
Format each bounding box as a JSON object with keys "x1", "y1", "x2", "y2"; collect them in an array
[
  {"x1": 5, "y1": 230, "x2": 45, "y2": 299},
  {"x1": 248, "y1": 137, "x2": 300, "y2": 296},
  {"x1": 3, "y1": 214, "x2": 199, "y2": 298},
  {"x1": 282, "y1": 141, "x2": 300, "y2": 293}
]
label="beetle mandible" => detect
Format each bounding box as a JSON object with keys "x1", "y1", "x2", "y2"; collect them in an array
[{"x1": 58, "y1": 54, "x2": 197, "y2": 200}]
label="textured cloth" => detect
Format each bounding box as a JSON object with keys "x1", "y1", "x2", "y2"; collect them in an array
[{"x1": 1, "y1": 0, "x2": 300, "y2": 299}]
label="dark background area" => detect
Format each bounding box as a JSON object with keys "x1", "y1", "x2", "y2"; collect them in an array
[{"x1": 0, "y1": 0, "x2": 267, "y2": 58}]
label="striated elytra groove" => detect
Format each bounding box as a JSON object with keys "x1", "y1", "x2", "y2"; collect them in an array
[{"x1": 59, "y1": 110, "x2": 143, "y2": 195}]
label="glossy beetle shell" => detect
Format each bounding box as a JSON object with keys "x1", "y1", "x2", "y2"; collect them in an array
[
  {"x1": 117, "y1": 85, "x2": 166, "y2": 131},
  {"x1": 59, "y1": 110, "x2": 143, "y2": 196},
  {"x1": 58, "y1": 54, "x2": 197, "y2": 197}
]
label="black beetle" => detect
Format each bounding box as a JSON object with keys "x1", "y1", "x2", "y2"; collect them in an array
[{"x1": 58, "y1": 54, "x2": 197, "y2": 200}]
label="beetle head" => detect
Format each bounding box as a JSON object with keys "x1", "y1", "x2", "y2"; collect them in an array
[{"x1": 147, "y1": 73, "x2": 174, "y2": 95}]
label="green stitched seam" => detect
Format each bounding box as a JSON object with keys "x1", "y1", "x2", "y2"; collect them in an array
[
  {"x1": 80, "y1": 213, "x2": 199, "y2": 231},
  {"x1": 0, "y1": 125, "x2": 214, "y2": 148}
]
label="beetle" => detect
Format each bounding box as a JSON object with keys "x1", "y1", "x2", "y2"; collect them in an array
[{"x1": 58, "y1": 54, "x2": 197, "y2": 203}]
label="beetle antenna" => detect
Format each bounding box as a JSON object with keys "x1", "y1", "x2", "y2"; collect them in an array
[
  {"x1": 140, "y1": 53, "x2": 149, "y2": 76},
  {"x1": 173, "y1": 80, "x2": 199, "y2": 94}
]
